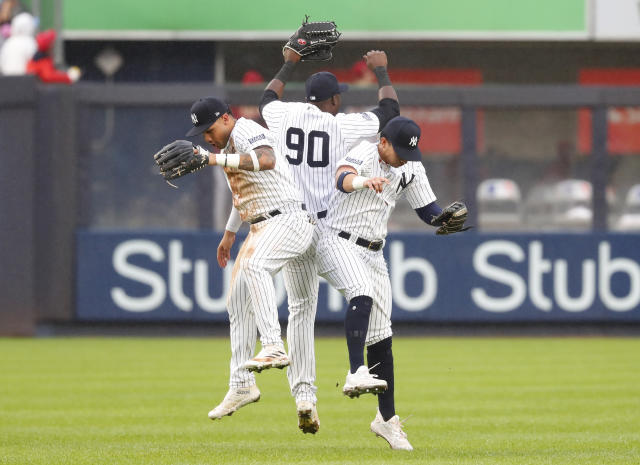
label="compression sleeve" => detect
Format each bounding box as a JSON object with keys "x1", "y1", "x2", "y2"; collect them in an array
[
  {"x1": 415, "y1": 201, "x2": 444, "y2": 226},
  {"x1": 259, "y1": 89, "x2": 279, "y2": 116},
  {"x1": 370, "y1": 98, "x2": 400, "y2": 131}
]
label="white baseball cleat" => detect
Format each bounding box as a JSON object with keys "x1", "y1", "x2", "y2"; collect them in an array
[
  {"x1": 370, "y1": 410, "x2": 413, "y2": 451},
  {"x1": 296, "y1": 400, "x2": 320, "y2": 434},
  {"x1": 208, "y1": 385, "x2": 260, "y2": 420},
  {"x1": 243, "y1": 344, "x2": 290, "y2": 373},
  {"x1": 342, "y1": 365, "x2": 388, "y2": 398}
]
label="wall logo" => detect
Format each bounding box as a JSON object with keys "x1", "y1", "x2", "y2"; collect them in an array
[
  {"x1": 108, "y1": 239, "x2": 437, "y2": 314},
  {"x1": 472, "y1": 240, "x2": 640, "y2": 313},
  {"x1": 76, "y1": 232, "x2": 640, "y2": 321}
]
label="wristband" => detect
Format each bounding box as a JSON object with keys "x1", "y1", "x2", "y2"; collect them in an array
[
  {"x1": 374, "y1": 66, "x2": 392, "y2": 88},
  {"x1": 225, "y1": 207, "x2": 243, "y2": 233},
  {"x1": 351, "y1": 175, "x2": 369, "y2": 190},
  {"x1": 274, "y1": 61, "x2": 296, "y2": 84},
  {"x1": 215, "y1": 153, "x2": 240, "y2": 168},
  {"x1": 249, "y1": 150, "x2": 260, "y2": 172}
]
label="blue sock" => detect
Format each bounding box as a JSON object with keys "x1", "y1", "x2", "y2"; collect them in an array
[
  {"x1": 345, "y1": 295, "x2": 373, "y2": 373},
  {"x1": 367, "y1": 337, "x2": 395, "y2": 421}
]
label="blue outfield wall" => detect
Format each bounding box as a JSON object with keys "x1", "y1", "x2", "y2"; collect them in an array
[{"x1": 76, "y1": 231, "x2": 640, "y2": 323}]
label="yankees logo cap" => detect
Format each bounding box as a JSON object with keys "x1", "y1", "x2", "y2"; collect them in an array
[
  {"x1": 305, "y1": 71, "x2": 349, "y2": 102},
  {"x1": 185, "y1": 97, "x2": 231, "y2": 137},
  {"x1": 380, "y1": 116, "x2": 422, "y2": 161}
]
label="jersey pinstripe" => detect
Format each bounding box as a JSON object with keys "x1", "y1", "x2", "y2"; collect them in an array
[
  {"x1": 327, "y1": 140, "x2": 437, "y2": 240},
  {"x1": 261, "y1": 100, "x2": 380, "y2": 214},
  {"x1": 223, "y1": 117, "x2": 302, "y2": 222}
]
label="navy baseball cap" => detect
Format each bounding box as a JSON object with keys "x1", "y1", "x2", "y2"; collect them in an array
[
  {"x1": 305, "y1": 71, "x2": 349, "y2": 102},
  {"x1": 185, "y1": 97, "x2": 231, "y2": 137},
  {"x1": 380, "y1": 116, "x2": 422, "y2": 161}
]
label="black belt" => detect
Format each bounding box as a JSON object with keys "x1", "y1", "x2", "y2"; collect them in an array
[
  {"x1": 338, "y1": 231, "x2": 384, "y2": 251},
  {"x1": 316, "y1": 210, "x2": 327, "y2": 219},
  {"x1": 249, "y1": 204, "x2": 306, "y2": 225}
]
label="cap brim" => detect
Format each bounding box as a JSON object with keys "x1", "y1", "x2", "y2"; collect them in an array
[
  {"x1": 338, "y1": 83, "x2": 349, "y2": 93},
  {"x1": 185, "y1": 124, "x2": 209, "y2": 137},
  {"x1": 395, "y1": 145, "x2": 422, "y2": 161}
]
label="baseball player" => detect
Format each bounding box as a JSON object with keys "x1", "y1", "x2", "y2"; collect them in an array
[
  {"x1": 153, "y1": 97, "x2": 315, "y2": 421},
  {"x1": 247, "y1": 47, "x2": 400, "y2": 434},
  {"x1": 316, "y1": 116, "x2": 469, "y2": 450}
]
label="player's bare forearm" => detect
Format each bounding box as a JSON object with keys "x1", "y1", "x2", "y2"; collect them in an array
[
  {"x1": 336, "y1": 166, "x2": 358, "y2": 192},
  {"x1": 336, "y1": 165, "x2": 389, "y2": 193},
  {"x1": 207, "y1": 145, "x2": 276, "y2": 171},
  {"x1": 238, "y1": 146, "x2": 276, "y2": 171}
]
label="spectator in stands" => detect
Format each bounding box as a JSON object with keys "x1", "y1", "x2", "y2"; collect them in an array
[
  {"x1": 27, "y1": 29, "x2": 81, "y2": 83},
  {"x1": 543, "y1": 140, "x2": 573, "y2": 181},
  {"x1": 0, "y1": 11, "x2": 36, "y2": 75},
  {"x1": 0, "y1": 0, "x2": 25, "y2": 35},
  {"x1": 235, "y1": 69, "x2": 265, "y2": 122},
  {"x1": 349, "y1": 59, "x2": 377, "y2": 86}
]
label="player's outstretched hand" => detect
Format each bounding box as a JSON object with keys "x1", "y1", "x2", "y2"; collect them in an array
[
  {"x1": 363, "y1": 50, "x2": 388, "y2": 70},
  {"x1": 364, "y1": 176, "x2": 390, "y2": 193},
  {"x1": 217, "y1": 230, "x2": 236, "y2": 268}
]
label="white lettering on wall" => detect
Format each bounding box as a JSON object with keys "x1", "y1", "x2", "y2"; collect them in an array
[{"x1": 111, "y1": 240, "x2": 166, "y2": 312}]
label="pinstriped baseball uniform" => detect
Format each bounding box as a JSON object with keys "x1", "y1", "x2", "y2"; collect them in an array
[
  {"x1": 222, "y1": 117, "x2": 314, "y2": 388},
  {"x1": 261, "y1": 100, "x2": 380, "y2": 402},
  {"x1": 223, "y1": 117, "x2": 302, "y2": 221},
  {"x1": 317, "y1": 140, "x2": 436, "y2": 345}
]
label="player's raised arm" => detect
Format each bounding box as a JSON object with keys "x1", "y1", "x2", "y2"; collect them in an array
[
  {"x1": 364, "y1": 51, "x2": 400, "y2": 130},
  {"x1": 262, "y1": 48, "x2": 301, "y2": 103}
]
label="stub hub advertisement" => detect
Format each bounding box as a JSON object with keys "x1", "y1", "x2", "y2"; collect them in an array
[{"x1": 76, "y1": 232, "x2": 640, "y2": 322}]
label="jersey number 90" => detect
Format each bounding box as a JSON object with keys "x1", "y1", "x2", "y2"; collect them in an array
[{"x1": 285, "y1": 127, "x2": 329, "y2": 168}]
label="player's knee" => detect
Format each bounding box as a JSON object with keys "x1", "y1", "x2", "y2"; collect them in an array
[
  {"x1": 349, "y1": 295, "x2": 373, "y2": 311},
  {"x1": 346, "y1": 285, "x2": 374, "y2": 303}
]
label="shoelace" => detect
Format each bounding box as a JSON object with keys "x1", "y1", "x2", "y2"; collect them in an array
[{"x1": 394, "y1": 415, "x2": 412, "y2": 439}]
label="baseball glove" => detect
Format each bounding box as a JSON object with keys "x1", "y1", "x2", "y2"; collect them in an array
[
  {"x1": 153, "y1": 140, "x2": 209, "y2": 183},
  {"x1": 433, "y1": 201, "x2": 472, "y2": 235},
  {"x1": 283, "y1": 15, "x2": 341, "y2": 62}
]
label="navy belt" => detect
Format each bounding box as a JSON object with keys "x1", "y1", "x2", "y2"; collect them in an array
[
  {"x1": 316, "y1": 210, "x2": 327, "y2": 219},
  {"x1": 338, "y1": 231, "x2": 383, "y2": 251},
  {"x1": 249, "y1": 204, "x2": 306, "y2": 225}
]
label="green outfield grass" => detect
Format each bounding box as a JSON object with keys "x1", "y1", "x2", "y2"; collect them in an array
[{"x1": 1, "y1": 337, "x2": 639, "y2": 465}]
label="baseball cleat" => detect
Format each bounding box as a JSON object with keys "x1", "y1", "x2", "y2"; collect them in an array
[
  {"x1": 296, "y1": 400, "x2": 320, "y2": 434},
  {"x1": 243, "y1": 344, "x2": 290, "y2": 373},
  {"x1": 370, "y1": 410, "x2": 413, "y2": 451},
  {"x1": 208, "y1": 385, "x2": 260, "y2": 420},
  {"x1": 342, "y1": 365, "x2": 388, "y2": 398}
]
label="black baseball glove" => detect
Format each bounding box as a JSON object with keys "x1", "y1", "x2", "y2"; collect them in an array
[
  {"x1": 283, "y1": 15, "x2": 341, "y2": 62},
  {"x1": 433, "y1": 201, "x2": 472, "y2": 235},
  {"x1": 153, "y1": 140, "x2": 209, "y2": 183}
]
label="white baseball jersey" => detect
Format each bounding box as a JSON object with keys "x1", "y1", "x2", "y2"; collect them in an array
[
  {"x1": 223, "y1": 117, "x2": 302, "y2": 221},
  {"x1": 261, "y1": 100, "x2": 380, "y2": 214},
  {"x1": 327, "y1": 140, "x2": 437, "y2": 240},
  {"x1": 255, "y1": 100, "x2": 381, "y2": 403},
  {"x1": 317, "y1": 141, "x2": 437, "y2": 346}
]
